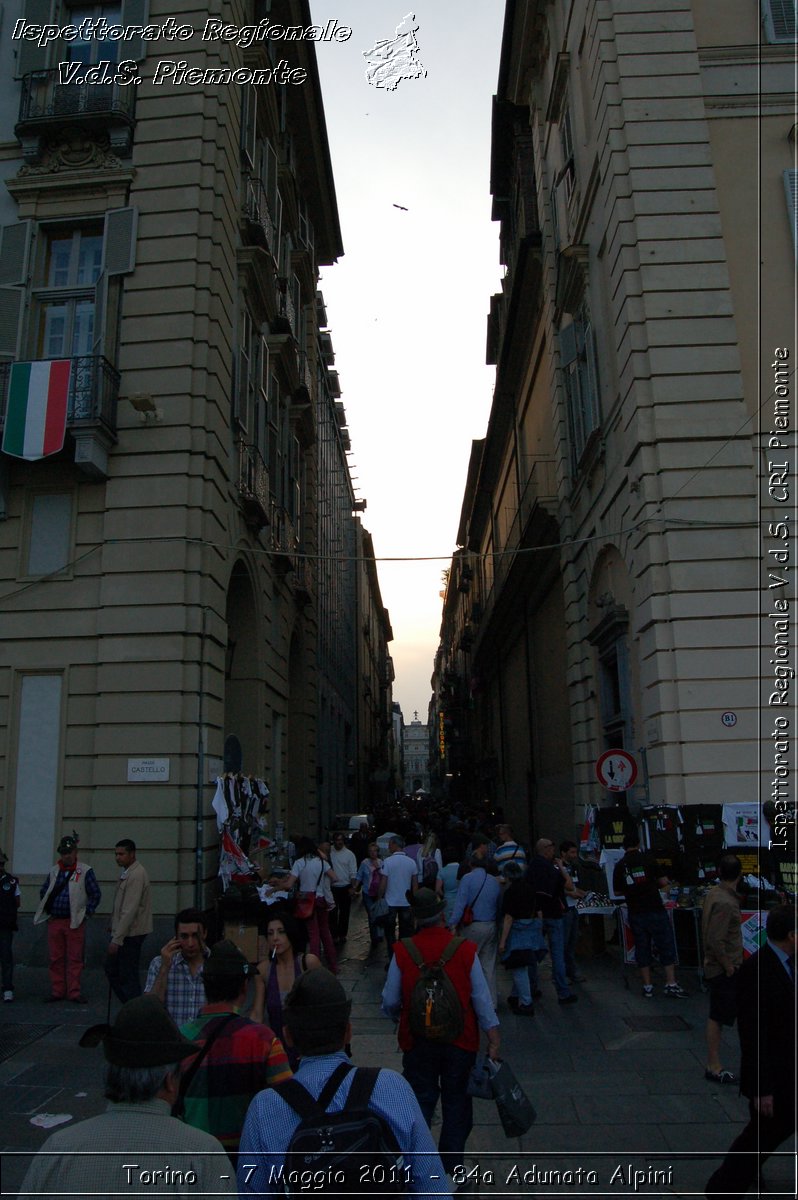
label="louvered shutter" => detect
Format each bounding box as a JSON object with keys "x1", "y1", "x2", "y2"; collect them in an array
[
  {"x1": 0, "y1": 221, "x2": 33, "y2": 287},
  {"x1": 15, "y1": 0, "x2": 56, "y2": 78},
  {"x1": 762, "y1": 1, "x2": 797, "y2": 42},
  {"x1": 103, "y1": 208, "x2": 137, "y2": 276},
  {"x1": 120, "y1": 0, "x2": 151, "y2": 62},
  {"x1": 0, "y1": 290, "x2": 25, "y2": 359},
  {"x1": 784, "y1": 169, "x2": 797, "y2": 255},
  {"x1": 558, "y1": 321, "x2": 578, "y2": 367}
]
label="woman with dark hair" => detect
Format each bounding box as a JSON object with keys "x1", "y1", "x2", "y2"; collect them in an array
[
  {"x1": 268, "y1": 838, "x2": 338, "y2": 972},
  {"x1": 251, "y1": 908, "x2": 320, "y2": 1069},
  {"x1": 497, "y1": 859, "x2": 544, "y2": 1016}
]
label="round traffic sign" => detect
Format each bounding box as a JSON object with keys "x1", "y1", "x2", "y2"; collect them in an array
[{"x1": 595, "y1": 749, "x2": 638, "y2": 792}]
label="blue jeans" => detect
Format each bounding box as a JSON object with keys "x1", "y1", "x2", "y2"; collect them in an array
[
  {"x1": 402, "y1": 1041, "x2": 475, "y2": 1166},
  {"x1": 104, "y1": 934, "x2": 146, "y2": 1003},
  {"x1": 543, "y1": 917, "x2": 571, "y2": 998}
]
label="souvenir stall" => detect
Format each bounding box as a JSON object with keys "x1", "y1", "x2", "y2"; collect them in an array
[{"x1": 212, "y1": 774, "x2": 294, "y2": 958}]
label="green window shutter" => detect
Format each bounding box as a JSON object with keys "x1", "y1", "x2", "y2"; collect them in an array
[
  {"x1": 120, "y1": 0, "x2": 151, "y2": 62},
  {"x1": 0, "y1": 221, "x2": 34, "y2": 286},
  {"x1": 0, "y1": 289, "x2": 25, "y2": 358},
  {"x1": 103, "y1": 208, "x2": 137, "y2": 276},
  {"x1": 762, "y1": 0, "x2": 797, "y2": 42},
  {"x1": 15, "y1": 0, "x2": 56, "y2": 78}
]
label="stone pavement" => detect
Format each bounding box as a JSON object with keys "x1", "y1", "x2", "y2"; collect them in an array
[{"x1": 0, "y1": 906, "x2": 794, "y2": 1198}]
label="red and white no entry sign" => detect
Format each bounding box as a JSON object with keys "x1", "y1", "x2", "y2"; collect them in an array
[{"x1": 595, "y1": 749, "x2": 638, "y2": 792}]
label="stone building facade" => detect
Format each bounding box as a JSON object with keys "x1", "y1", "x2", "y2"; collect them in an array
[
  {"x1": 433, "y1": 0, "x2": 795, "y2": 843},
  {"x1": 0, "y1": 0, "x2": 379, "y2": 912}
]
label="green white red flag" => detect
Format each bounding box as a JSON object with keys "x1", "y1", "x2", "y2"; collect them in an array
[{"x1": 2, "y1": 360, "x2": 71, "y2": 460}]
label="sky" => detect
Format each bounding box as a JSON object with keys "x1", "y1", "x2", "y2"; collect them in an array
[{"x1": 310, "y1": 2, "x2": 505, "y2": 722}]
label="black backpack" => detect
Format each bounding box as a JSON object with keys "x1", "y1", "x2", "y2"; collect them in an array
[
  {"x1": 275, "y1": 1061, "x2": 408, "y2": 1196},
  {"x1": 400, "y1": 936, "x2": 465, "y2": 1042}
]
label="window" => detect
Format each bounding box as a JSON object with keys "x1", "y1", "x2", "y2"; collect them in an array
[
  {"x1": 762, "y1": 0, "x2": 797, "y2": 42},
  {"x1": 35, "y1": 227, "x2": 103, "y2": 358},
  {"x1": 235, "y1": 308, "x2": 268, "y2": 455},
  {"x1": 11, "y1": 674, "x2": 64, "y2": 875},
  {"x1": 559, "y1": 105, "x2": 576, "y2": 205},
  {"x1": 67, "y1": 4, "x2": 123, "y2": 63},
  {"x1": 0, "y1": 209, "x2": 136, "y2": 361},
  {"x1": 559, "y1": 301, "x2": 601, "y2": 469},
  {"x1": 26, "y1": 493, "x2": 73, "y2": 576}
]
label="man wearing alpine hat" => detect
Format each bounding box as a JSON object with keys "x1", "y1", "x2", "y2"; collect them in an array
[
  {"x1": 17, "y1": 994, "x2": 236, "y2": 1197},
  {"x1": 34, "y1": 831, "x2": 101, "y2": 1003}
]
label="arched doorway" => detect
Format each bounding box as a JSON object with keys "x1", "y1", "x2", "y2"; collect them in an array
[{"x1": 224, "y1": 559, "x2": 262, "y2": 775}]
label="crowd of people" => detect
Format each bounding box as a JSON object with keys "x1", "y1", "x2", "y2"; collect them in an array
[{"x1": 5, "y1": 813, "x2": 796, "y2": 1200}]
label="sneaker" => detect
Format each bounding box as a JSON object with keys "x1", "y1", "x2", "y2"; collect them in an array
[
  {"x1": 664, "y1": 983, "x2": 688, "y2": 998},
  {"x1": 558, "y1": 994, "x2": 578, "y2": 1005},
  {"x1": 2, "y1": 990, "x2": 13, "y2": 1002},
  {"x1": 642, "y1": 984, "x2": 654, "y2": 998},
  {"x1": 516, "y1": 1002, "x2": 535, "y2": 1016},
  {"x1": 705, "y1": 1068, "x2": 737, "y2": 1085}
]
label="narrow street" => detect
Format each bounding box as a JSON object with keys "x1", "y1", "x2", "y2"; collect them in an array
[{"x1": 0, "y1": 904, "x2": 794, "y2": 1197}]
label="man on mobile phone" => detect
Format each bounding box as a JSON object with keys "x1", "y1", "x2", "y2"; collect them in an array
[{"x1": 144, "y1": 907, "x2": 209, "y2": 1023}]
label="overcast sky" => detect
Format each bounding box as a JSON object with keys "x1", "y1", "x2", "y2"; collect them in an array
[{"x1": 311, "y1": 1, "x2": 504, "y2": 722}]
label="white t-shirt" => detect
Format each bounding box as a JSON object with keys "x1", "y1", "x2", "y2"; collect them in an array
[
  {"x1": 330, "y1": 846, "x2": 357, "y2": 887},
  {"x1": 380, "y1": 851, "x2": 418, "y2": 906},
  {"x1": 293, "y1": 856, "x2": 330, "y2": 896}
]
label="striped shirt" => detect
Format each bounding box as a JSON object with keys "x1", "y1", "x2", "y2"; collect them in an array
[
  {"x1": 180, "y1": 1006, "x2": 292, "y2": 1152},
  {"x1": 237, "y1": 1051, "x2": 452, "y2": 1197},
  {"x1": 493, "y1": 840, "x2": 527, "y2": 877}
]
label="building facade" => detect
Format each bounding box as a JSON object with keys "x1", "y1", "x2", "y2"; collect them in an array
[
  {"x1": 0, "y1": 0, "x2": 381, "y2": 912},
  {"x1": 433, "y1": 0, "x2": 795, "y2": 843},
  {"x1": 403, "y1": 713, "x2": 431, "y2": 795}
]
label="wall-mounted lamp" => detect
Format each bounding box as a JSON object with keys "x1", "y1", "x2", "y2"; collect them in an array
[{"x1": 126, "y1": 393, "x2": 163, "y2": 422}]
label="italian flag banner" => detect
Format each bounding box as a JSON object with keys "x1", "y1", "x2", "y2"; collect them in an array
[{"x1": 2, "y1": 360, "x2": 71, "y2": 461}]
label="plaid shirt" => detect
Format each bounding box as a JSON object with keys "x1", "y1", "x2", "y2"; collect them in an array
[
  {"x1": 144, "y1": 950, "x2": 208, "y2": 1024},
  {"x1": 180, "y1": 1006, "x2": 292, "y2": 1151}
]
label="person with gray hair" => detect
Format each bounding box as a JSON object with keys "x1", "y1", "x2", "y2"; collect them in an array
[
  {"x1": 17, "y1": 995, "x2": 235, "y2": 1198},
  {"x1": 448, "y1": 853, "x2": 502, "y2": 1005}
]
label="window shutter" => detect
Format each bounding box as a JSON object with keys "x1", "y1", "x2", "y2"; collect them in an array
[
  {"x1": 241, "y1": 88, "x2": 257, "y2": 169},
  {"x1": 784, "y1": 169, "x2": 798, "y2": 254},
  {"x1": 92, "y1": 270, "x2": 108, "y2": 358},
  {"x1": 103, "y1": 208, "x2": 137, "y2": 276},
  {"x1": 558, "y1": 321, "x2": 578, "y2": 366},
  {"x1": 762, "y1": 0, "x2": 797, "y2": 42},
  {"x1": 120, "y1": 0, "x2": 151, "y2": 62},
  {"x1": 15, "y1": 0, "x2": 56, "y2": 78},
  {"x1": 0, "y1": 221, "x2": 34, "y2": 287},
  {"x1": 0, "y1": 289, "x2": 25, "y2": 359}
]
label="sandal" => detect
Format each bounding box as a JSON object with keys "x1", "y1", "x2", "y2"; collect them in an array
[{"x1": 704, "y1": 1068, "x2": 737, "y2": 1084}]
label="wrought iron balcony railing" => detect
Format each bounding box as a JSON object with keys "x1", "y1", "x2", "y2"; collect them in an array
[
  {"x1": 16, "y1": 69, "x2": 136, "y2": 159},
  {"x1": 0, "y1": 355, "x2": 119, "y2": 436},
  {"x1": 236, "y1": 441, "x2": 270, "y2": 531}
]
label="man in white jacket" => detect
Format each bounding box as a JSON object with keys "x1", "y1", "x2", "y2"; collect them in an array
[{"x1": 106, "y1": 839, "x2": 153, "y2": 1003}]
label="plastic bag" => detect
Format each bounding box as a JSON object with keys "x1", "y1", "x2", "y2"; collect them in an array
[{"x1": 490, "y1": 1059, "x2": 536, "y2": 1136}]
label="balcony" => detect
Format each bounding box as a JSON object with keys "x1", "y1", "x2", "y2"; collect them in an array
[
  {"x1": 16, "y1": 70, "x2": 136, "y2": 162},
  {"x1": 236, "y1": 441, "x2": 270, "y2": 531},
  {"x1": 0, "y1": 355, "x2": 119, "y2": 479},
  {"x1": 241, "y1": 175, "x2": 277, "y2": 257}
]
